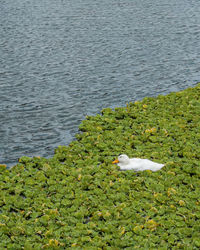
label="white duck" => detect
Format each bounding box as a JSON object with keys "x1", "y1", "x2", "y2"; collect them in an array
[{"x1": 112, "y1": 154, "x2": 164, "y2": 172}]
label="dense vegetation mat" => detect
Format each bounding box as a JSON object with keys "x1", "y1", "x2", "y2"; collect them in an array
[{"x1": 0, "y1": 84, "x2": 200, "y2": 249}]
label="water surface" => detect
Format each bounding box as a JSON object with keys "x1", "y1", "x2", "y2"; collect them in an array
[{"x1": 0, "y1": 0, "x2": 200, "y2": 166}]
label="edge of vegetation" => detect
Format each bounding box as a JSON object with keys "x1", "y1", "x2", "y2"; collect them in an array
[{"x1": 0, "y1": 83, "x2": 200, "y2": 249}]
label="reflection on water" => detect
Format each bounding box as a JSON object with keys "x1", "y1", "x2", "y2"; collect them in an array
[{"x1": 0, "y1": 0, "x2": 199, "y2": 166}]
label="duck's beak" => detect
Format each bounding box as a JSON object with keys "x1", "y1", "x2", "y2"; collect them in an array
[{"x1": 112, "y1": 159, "x2": 119, "y2": 164}]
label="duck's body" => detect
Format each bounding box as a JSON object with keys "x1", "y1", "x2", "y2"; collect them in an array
[{"x1": 112, "y1": 154, "x2": 164, "y2": 172}]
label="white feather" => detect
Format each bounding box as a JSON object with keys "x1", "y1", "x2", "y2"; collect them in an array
[{"x1": 113, "y1": 154, "x2": 164, "y2": 172}]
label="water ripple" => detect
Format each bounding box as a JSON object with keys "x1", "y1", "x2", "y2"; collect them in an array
[{"x1": 0, "y1": 0, "x2": 200, "y2": 166}]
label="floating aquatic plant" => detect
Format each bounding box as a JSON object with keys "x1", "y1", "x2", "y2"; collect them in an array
[{"x1": 0, "y1": 84, "x2": 200, "y2": 248}]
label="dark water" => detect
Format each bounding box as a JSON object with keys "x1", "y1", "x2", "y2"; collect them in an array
[{"x1": 0, "y1": 0, "x2": 200, "y2": 167}]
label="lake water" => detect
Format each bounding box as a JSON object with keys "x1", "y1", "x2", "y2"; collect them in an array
[{"x1": 0, "y1": 0, "x2": 200, "y2": 167}]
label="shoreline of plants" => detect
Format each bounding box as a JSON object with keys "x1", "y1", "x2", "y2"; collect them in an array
[{"x1": 0, "y1": 83, "x2": 200, "y2": 248}]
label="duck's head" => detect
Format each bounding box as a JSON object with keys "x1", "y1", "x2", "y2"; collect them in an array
[{"x1": 112, "y1": 154, "x2": 130, "y2": 165}]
